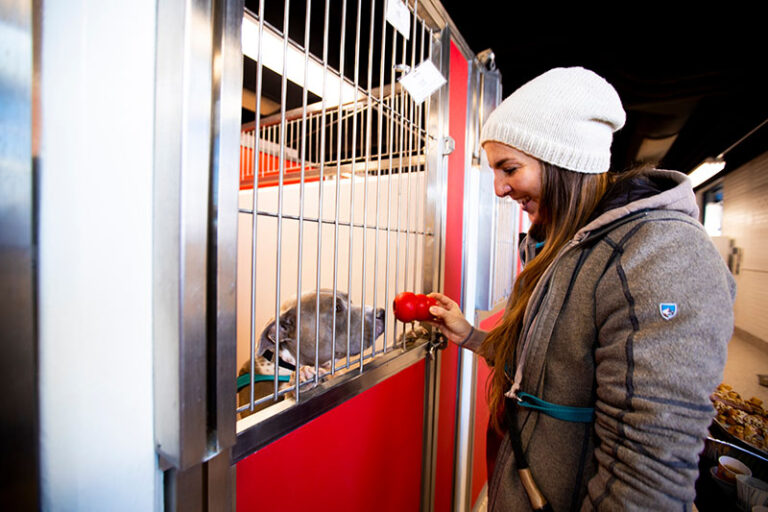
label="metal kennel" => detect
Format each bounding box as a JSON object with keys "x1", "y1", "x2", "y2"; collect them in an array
[
  {"x1": 236, "y1": 3, "x2": 438, "y2": 416},
  {"x1": 150, "y1": 0, "x2": 511, "y2": 510}
]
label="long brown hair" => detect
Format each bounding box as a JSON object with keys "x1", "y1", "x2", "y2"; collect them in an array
[{"x1": 481, "y1": 162, "x2": 622, "y2": 432}]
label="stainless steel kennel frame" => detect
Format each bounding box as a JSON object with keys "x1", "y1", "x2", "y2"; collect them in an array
[
  {"x1": 150, "y1": 0, "x2": 510, "y2": 509},
  {"x1": 235, "y1": 0, "x2": 441, "y2": 431}
]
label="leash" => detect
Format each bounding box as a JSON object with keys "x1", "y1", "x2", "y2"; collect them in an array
[
  {"x1": 515, "y1": 392, "x2": 595, "y2": 423},
  {"x1": 236, "y1": 350, "x2": 298, "y2": 392},
  {"x1": 503, "y1": 393, "x2": 594, "y2": 511},
  {"x1": 505, "y1": 398, "x2": 554, "y2": 512},
  {"x1": 236, "y1": 372, "x2": 290, "y2": 392}
]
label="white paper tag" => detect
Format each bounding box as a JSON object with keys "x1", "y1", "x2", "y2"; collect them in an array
[
  {"x1": 386, "y1": 0, "x2": 411, "y2": 40},
  {"x1": 398, "y1": 60, "x2": 446, "y2": 105}
]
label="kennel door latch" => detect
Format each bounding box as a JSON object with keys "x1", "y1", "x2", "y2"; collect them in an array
[
  {"x1": 427, "y1": 333, "x2": 448, "y2": 359},
  {"x1": 441, "y1": 136, "x2": 455, "y2": 156}
]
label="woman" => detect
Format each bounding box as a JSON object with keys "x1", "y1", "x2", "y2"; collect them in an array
[{"x1": 428, "y1": 67, "x2": 735, "y2": 511}]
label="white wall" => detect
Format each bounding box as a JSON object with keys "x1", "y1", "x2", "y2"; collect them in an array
[
  {"x1": 236, "y1": 172, "x2": 429, "y2": 370},
  {"x1": 39, "y1": 1, "x2": 159, "y2": 510},
  {"x1": 721, "y1": 151, "x2": 768, "y2": 346}
]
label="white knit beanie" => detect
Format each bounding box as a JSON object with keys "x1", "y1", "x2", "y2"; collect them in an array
[{"x1": 480, "y1": 67, "x2": 626, "y2": 174}]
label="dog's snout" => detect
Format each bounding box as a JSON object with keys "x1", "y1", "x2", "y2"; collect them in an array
[{"x1": 376, "y1": 308, "x2": 385, "y2": 320}]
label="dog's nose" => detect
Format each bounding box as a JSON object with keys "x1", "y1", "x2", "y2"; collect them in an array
[{"x1": 376, "y1": 308, "x2": 385, "y2": 320}]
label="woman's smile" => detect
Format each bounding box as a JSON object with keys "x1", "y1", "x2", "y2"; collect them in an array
[{"x1": 483, "y1": 141, "x2": 544, "y2": 224}]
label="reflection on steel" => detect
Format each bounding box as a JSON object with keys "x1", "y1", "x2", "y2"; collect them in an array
[
  {"x1": 0, "y1": 1, "x2": 39, "y2": 507},
  {"x1": 154, "y1": 0, "x2": 214, "y2": 471},
  {"x1": 474, "y1": 65, "x2": 512, "y2": 312},
  {"x1": 212, "y1": 0, "x2": 246, "y2": 455}
]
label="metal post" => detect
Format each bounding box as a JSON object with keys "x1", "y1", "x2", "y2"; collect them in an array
[
  {"x1": 421, "y1": 25, "x2": 451, "y2": 512},
  {"x1": 0, "y1": 1, "x2": 39, "y2": 508}
]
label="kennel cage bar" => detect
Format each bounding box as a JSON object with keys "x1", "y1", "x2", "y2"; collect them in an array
[
  {"x1": 238, "y1": 0, "x2": 437, "y2": 420},
  {"x1": 272, "y1": 0, "x2": 290, "y2": 399},
  {"x1": 330, "y1": 0, "x2": 347, "y2": 378},
  {"x1": 293, "y1": 0, "x2": 313, "y2": 401},
  {"x1": 313, "y1": 0, "x2": 330, "y2": 384},
  {"x1": 344, "y1": 0, "x2": 361, "y2": 372},
  {"x1": 358, "y1": 0, "x2": 375, "y2": 374},
  {"x1": 247, "y1": 0, "x2": 265, "y2": 412}
]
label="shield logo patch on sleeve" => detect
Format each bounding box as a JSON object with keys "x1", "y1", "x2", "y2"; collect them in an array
[{"x1": 659, "y1": 303, "x2": 677, "y2": 320}]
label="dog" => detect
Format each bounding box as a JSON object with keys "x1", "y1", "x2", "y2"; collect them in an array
[{"x1": 238, "y1": 290, "x2": 386, "y2": 418}]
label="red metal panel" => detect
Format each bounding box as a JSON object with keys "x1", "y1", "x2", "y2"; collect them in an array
[
  {"x1": 433, "y1": 40, "x2": 468, "y2": 512},
  {"x1": 471, "y1": 310, "x2": 504, "y2": 505},
  {"x1": 236, "y1": 361, "x2": 425, "y2": 512},
  {"x1": 238, "y1": 147, "x2": 320, "y2": 190}
]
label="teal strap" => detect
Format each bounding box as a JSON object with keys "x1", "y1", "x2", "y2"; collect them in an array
[
  {"x1": 237, "y1": 372, "x2": 290, "y2": 392},
  {"x1": 516, "y1": 391, "x2": 594, "y2": 423}
]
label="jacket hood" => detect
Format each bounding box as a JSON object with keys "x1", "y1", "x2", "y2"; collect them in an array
[{"x1": 576, "y1": 169, "x2": 699, "y2": 239}]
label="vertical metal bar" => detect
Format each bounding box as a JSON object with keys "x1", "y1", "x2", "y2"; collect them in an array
[
  {"x1": 315, "y1": 0, "x2": 330, "y2": 383},
  {"x1": 404, "y1": 0, "x2": 419, "y2": 295},
  {"x1": 422, "y1": 28, "x2": 450, "y2": 512},
  {"x1": 358, "y1": 0, "x2": 376, "y2": 371},
  {"x1": 331, "y1": 0, "x2": 348, "y2": 375},
  {"x1": 345, "y1": 0, "x2": 362, "y2": 369},
  {"x1": 415, "y1": 18, "x2": 426, "y2": 293},
  {"x1": 153, "y1": 0, "x2": 214, "y2": 471},
  {"x1": 329, "y1": 110, "x2": 333, "y2": 166},
  {"x1": 395, "y1": 30, "x2": 408, "y2": 350},
  {"x1": 455, "y1": 61, "x2": 482, "y2": 512},
  {"x1": 384, "y1": 26, "x2": 397, "y2": 352},
  {"x1": 274, "y1": 0, "x2": 291, "y2": 397},
  {"x1": 248, "y1": 0, "x2": 266, "y2": 411},
  {"x1": 211, "y1": 0, "x2": 244, "y2": 453},
  {"x1": 206, "y1": 449, "x2": 235, "y2": 512},
  {"x1": 421, "y1": 26, "x2": 436, "y2": 297},
  {"x1": 294, "y1": 0, "x2": 313, "y2": 402},
  {"x1": 371, "y1": 0, "x2": 387, "y2": 358},
  {"x1": 314, "y1": 109, "x2": 319, "y2": 164}
]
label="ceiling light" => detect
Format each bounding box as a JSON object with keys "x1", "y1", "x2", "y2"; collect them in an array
[
  {"x1": 688, "y1": 156, "x2": 726, "y2": 188},
  {"x1": 688, "y1": 117, "x2": 768, "y2": 189},
  {"x1": 241, "y1": 15, "x2": 360, "y2": 108}
]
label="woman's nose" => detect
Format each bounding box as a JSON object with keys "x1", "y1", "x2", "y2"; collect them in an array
[{"x1": 494, "y1": 176, "x2": 511, "y2": 197}]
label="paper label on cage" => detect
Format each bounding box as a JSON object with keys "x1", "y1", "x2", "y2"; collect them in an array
[
  {"x1": 398, "y1": 61, "x2": 446, "y2": 105},
  {"x1": 386, "y1": 0, "x2": 411, "y2": 39}
]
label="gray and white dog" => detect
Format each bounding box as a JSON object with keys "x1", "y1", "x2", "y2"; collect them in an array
[
  {"x1": 238, "y1": 290, "x2": 386, "y2": 417},
  {"x1": 257, "y1": 289, "x2": 386, "y2": 367}
]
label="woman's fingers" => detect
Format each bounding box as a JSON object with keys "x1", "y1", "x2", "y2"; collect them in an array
[
  {"x1": 428, "y1": 304, "x2": 447, "y2": 319},
  {"x1": 428, "y1": 292, "x2": 456, "y2": 309}
]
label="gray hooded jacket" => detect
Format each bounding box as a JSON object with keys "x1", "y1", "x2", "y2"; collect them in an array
[{"x1": 465, "y1": 169, "x2": 736, "y2": 511}]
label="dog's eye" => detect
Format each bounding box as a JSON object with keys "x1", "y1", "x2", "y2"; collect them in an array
[{"x1": 335, "y1": 301, "x2": 344, "y2": 313}]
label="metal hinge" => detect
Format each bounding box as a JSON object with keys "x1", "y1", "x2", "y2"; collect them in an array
[{"x1": 441, "y1": 136, "x2": 455, "y2": 156}]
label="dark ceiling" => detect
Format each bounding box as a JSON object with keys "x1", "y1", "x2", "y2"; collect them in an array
[
  {"x1": 243, "y1": 1, "x2": 768, "y2": 187},
  {"x1": 439, "y1": 2, "x2": 768, "y2": 184}
]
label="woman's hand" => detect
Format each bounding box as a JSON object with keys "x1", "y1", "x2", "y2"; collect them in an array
[{"x1": 424, "y1": 292, "x2": 473, "y2": 344}]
